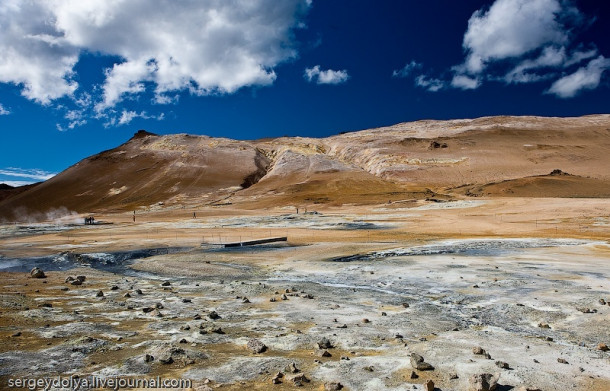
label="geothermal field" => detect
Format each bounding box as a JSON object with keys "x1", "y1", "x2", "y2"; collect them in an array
[{"x1": 0, "y1": 116, "x2": 609, "y2": 391}]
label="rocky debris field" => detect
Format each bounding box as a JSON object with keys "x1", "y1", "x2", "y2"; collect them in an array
[{"x1": 0, "y1": 238, "x2": 609, "y2": 391}]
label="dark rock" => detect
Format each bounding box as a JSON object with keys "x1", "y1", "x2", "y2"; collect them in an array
[
  {"x1": 410, "y1": 353, "x2": 434, "y2": 370},
  {"x1": 598, "y1": 343, "x2": 609, "y2": 352},
  {"x1": 70, "y1": 279, "x2": 82, "y2": 286},
  {"x1": 208, "y1": 310, "x2": 220, "y2": 320},
  {"x1": 144, "y1": 354, "x2": 154, "y2": 363},
  {"x1": 76, "y1": 275, "x2": 86, "y2": 282},
  {"x1": 495, "y1": 361, "x2": 509, "y2": 369},
  {"x1": 557, "y1": 358, "x2": 568, "y2": 364},
  {"x1": 317, "y1": 337, "x2": 334, "y2": 349},
  {"x1": 424, "y1": 380, "x2": 434, "y2": 391},
  {"x1": 110, "y1": 285, "x2": 119, "y2": 290},
  {"x1": 30, "y1": 267, "x2": 46, "y2": 278},
  {"x1": 96, "y1": 290, "x2": 104, "y2": 297},
  {"x1": 161, "y1": 281, "x2": 171, "y2": 287},
  {"x1": 247, "y1": 338, "x2": 267, "y2": 354}
]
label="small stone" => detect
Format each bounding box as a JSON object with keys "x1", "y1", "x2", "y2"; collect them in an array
[
  {"x1": 409, "y1": 371, "x2": 418, "y2": 379},
  {"x1": 242, "y1": 297, "x2": 251, "y2": 303},
  {"x1": 30, "y1": 267, "x2": 46, "y2": 278},
  {"x1": 495, "y1": 361, "x2": 509, "y2": 369},
  {"x1": 208, "y1": 310, "x2": 220, "y2": 320},
  {"x1": 424, "y1": 380, "x2": 434, "y2": 391},
  {"x1": 410, "y1": 353, "x2": 434, "y2": 371},
  {"x1": 76, "y1": 275, "x2": 86, "y2": 282},
  {"x1": 65, "y1": 276, "x2": 75, "y2": 283},
  {"x1": 287, "y1": 373, "x2": 309, "y2": 386},
  {"x1": 142, "y1": 307, "x2": 154, "y2": 313},
  {"x1": 597, "y1": 343, "x2": 609, "y2": 352},
  {"x1": 144, "y1": 354, "x2": 154, "y2": 363},
  {"x1": 362, "y1": 318, "x2": 370, "y2": 323},
  {"x1": 363, "y1": 366, "x2": 374, "y2": 372},
  {"x1": 449, "y1": 373, "x2": 459, "y2": 380},
  {"x1": 537, "y1": 322, "x2": 551, "y2": 329},
  {"x1": 317, "y1": 337, "x2": 334, "y2": 349},
  {"x1": 340, "y1": 356, "x2": 350, "y2": 360},
  {"x1": 135, "y1": 289, "x2": 143, "y2": 295},
  {"x1": 61, "y1": 287, "x2": 69, "y2": 291},
  {"x1": 193, "y1": 314, "x2": 201, "y2": 320},
  {"x1": 159, "y1": 356, "x2": 173, "y2": 365},
  {"x1": 324, "y1": 382, "x2": 343, "y2": 391},
  {"x1": 533, "y1": 359, "x2": 539, "y2": 363},
  {"x1": 599, "y1": 299, "x2": 607, "y2": 305},
  {"x1": 123, "y1": 292, "x2": 131, "y2": 298},
  {"x1": 316, "y1": 349, "x2": 332, "y2": 357},
  {"x1": 182, "y1": 298, "x2": 192, "y2": 303},
  {"x1": 285, "y1": 362, "x2": 299, "y2": 373},
  {"x1": 557, "y1": 358, "x2": 568, "y2": 364},
  {"x1": 70, "y1": 279, "x2": 82, "y2": 286},
  {"x1": 469, "y1": 373, "x2": 498, "y2": 391},
  {"x1": 96, "y1": 290, "x2": 104, "y2": 297},
  {"x1": 473, "y1": 346, "x2": 486, "y2": 355},
  {"x1": 11, "y1": 331, "x2": 22, "y2": 337},
  {"x1": 110, "y1": 285, "x2": 119, "y2": 290},
  {"x1": 181, "y1": 324, "x2": 191, "y2": 331},
  {"x1": 281, "y1": 294, "x2": 288, "y2": 300},
  {"x1": 402, "y1": 303, "x2": 410, "y2": 308},
  {"x1": 337, "y1": 324, "x2": 347, "y2": 329},
  {"x1": 247, "y1": 338, "x2": 267, "y2": 354},
  {"x1": 179, "y1": 338, "x2": 188, "y2": 344},
  {"x1": 472, "y1": 284, "x2": 479, "y2": 288},
  {"x1": 381, "y1": 312, "x2": 387, "y2": 316},
  {"x1": 155, "y1": 302, "x2": 164, "y2": 309},
  {"x1": 161, "y1": 281, "x2": 171, "y2": 286}
]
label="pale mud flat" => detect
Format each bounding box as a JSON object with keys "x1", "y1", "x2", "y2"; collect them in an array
[{"x1": 0, "y1": 198, "x2": 609, "y2": 391}]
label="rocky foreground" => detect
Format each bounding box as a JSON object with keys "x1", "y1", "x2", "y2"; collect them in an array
[{"x1": 1, "y1": 232, "x2": 609, "y2": 391}]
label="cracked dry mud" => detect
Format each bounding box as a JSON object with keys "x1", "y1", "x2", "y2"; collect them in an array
[{"x1": 0, "y1": 205, "x2": 609, "y2": 391}]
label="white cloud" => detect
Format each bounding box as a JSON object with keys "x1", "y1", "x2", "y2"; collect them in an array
[
  {"x1": 547, "y1": 56, "x2": 610, "y2": 98},
  {"x1": 102, "y1": 110, "x2": 165, "y2": 127},
  {"x1": 451, "y1": 75, "x2": 481, "y2": 90},
  {"x1": 0, "y1": 181, "x2": 35, "y2": 187},
  {"x1": 304, "y1": 65, "x2": 349, "y2": 85},
  {"x1": 0, "y1": 0, "x2": 311, "y2": 111},
  {"x1": 0, "y1": 167, "x2": 56, "y2": 182},
  {"x1": 393, "y1": 61, "x2": 422, "y2": 78},
  {"x1": 415, "y1": 75, "x2": 445, "y2": 92},
  {"x1": 461, "y1": 0, "x2": 571, "y2": 75},
  {"x1": 0, "y1": 103, "x2": 9, "y2": 115}
]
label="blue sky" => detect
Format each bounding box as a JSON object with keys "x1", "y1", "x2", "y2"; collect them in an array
[{"x1": 1, "y1": 0, "x2": 609, "y2": 186}]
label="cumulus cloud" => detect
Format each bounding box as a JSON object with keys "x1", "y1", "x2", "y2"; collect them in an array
[
  {"x1": 103, "y1": 110, "x2": 165, "y2": 127},
  {"x1": 460, "y1": 0, "x2": 571, "y2": 75},
  {"x1": 0, "y1": 103, "x2": 9, "y2": 115},
  {"x1": 304, "y1": 66, "x2": 350, "y2": 85},
  {"x1": 547, "y1": 56, "x2": 610, "y2": 98},
  {"x1": 0, "y1": 0, "x2": 310, "y2": 115},
  {"x1": 0, "y1": 167, "x2": 56, "y2": 182},
  {"x1": 432, "y1": 0, "x2": 608, "y2": 96},
  {"x1": 393, "y1": 61, "x2": 422, "y2": 78}
]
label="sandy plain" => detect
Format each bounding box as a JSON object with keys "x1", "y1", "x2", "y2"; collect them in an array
[{"x1": 0, "y1": 195, "x2": 608, "y2": 391}]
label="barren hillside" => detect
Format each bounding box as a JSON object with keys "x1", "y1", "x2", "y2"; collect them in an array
[{"x1": 1, "y1": 115, "x2": 609, "y2": 221}]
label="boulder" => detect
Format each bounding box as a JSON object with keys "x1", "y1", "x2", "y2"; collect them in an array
[{"x1": 30, "y1": 267, "x2": 46, "y2": 278}]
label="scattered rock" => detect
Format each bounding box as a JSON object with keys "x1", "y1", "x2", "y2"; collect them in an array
[
  {"x1": 577, "y1": 307, "x2": 597, "y2": 313},
  {"x1": 287, "y1": 373, "x2": 309, "y2": 386},
  {"x1": 76, "y1": 276, "x2": 86, "y2": 282},
  {"x1": 325, "y1": 382, "x2": 343, "y2": 391},
  {"x1": 208, "y1": 311, "x2": 220, "y2": 320},
  {"x1": 155, "y1": 302, "x2": 164, "y2": 309},
  {"x1": 537, "y1": 323, "x2": 551, "y2": 329},
  {"x1": 242, "y1": 297, "x2": 251, "y2": 303},
  {"x1": 247, "y1": 338, "x2": 267, "y2": 354},
  {"x1": 161, "y1": 281, "x2": 171, "y2": 287},
  {"x1": 449, "y1": 373, "x2": 459, "y2": 380},
  {"x1": 271, "y1": 372, "x2": 283, "y2": 384},
  {"x1": 362, "y1": 318, "x2": 370, "y2": 323},
  {"x1": 270, "y1": 297, "x2": 277, "y2": 302},
  {"x1": 182, "y1": 298, "x2": 191, "y2": 303},
  {"x1": 337, "y1": 324, "x2": 347, "y2": 329},
  {"x1": 495, "y1": 360, "x2": 509, "y2": 369},
  {"x1": 598, "y1": 343, "x2": 609, "y2": 352},
  {"x1": 317, "y1": 337, "x2": 334, "y2": 349},
  {"x1": 124, "y1": 292, "x2": 131, "y2": 298},
  {"x1": 516, "y1": 387, "x2": 542, "y2": 391},
  {"x1": 110, "y1": 285, "x2": 119, "y2": 290},
  {"x1": 159, "y1": 356, "x2": 173, "y2": 365},
  {"x1": 70, "y1": 279, "x2": 82, "y2": 286},
  {"x1": 473, "y1": 346, "x2": 486, "y2": 355},
  {"x1": 96, "y1": 290, "x2": 104, "y2": 297},
  {"x1": 316, "y1": 349, "x2": 332, "y2": 357},
  {"x1": 424, "y1": 380, "x2": 434, "y2": 391},
  {"x1": 281, "y1": 294, "x2": 288, "y2": 300},
  {"x1": 285, "y1": 362, "x2": 299, "y2": 373},
  {"x1": 65, "y1": 276, "x2": 75, "y2": 283},
  {"x1": 142, "y1": 307, "x2": 154, "y2": 313},
  {"x1": 557, "y1": 358, "x2": 568, "y2": 364},
  {"x1": 402, "y1": 303, "x2": 410, "y2": 308},
  {"x1": 469, "y1": 373, "x2": 498, "y2": 391},
  {"x1": 599, "y1": 299, "x2": 606, "y2": 305},
  {"x1": 30, "y1": 267, "x2": 46, "y2": 279},
  {"x1": 135, "y1": 289, "x2": 143, "y2": 295},
  {"x1": 409, "y1": 371, "x2": 418, "y2": 379},
  {"x1": 410, "y1": 353, "x2": 434, "y2": 371},
  {"x1": 11, "y1": 331, "x2": 22, "y2": 337}
]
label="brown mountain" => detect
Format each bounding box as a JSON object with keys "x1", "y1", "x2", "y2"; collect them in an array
[{"x1": 1, "y1": 115, "x2": 609, "y2": 222}]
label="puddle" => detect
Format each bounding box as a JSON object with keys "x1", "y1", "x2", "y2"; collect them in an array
[{"x1": 330, "y1": 238, "x2": 598, "y2": 262}]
